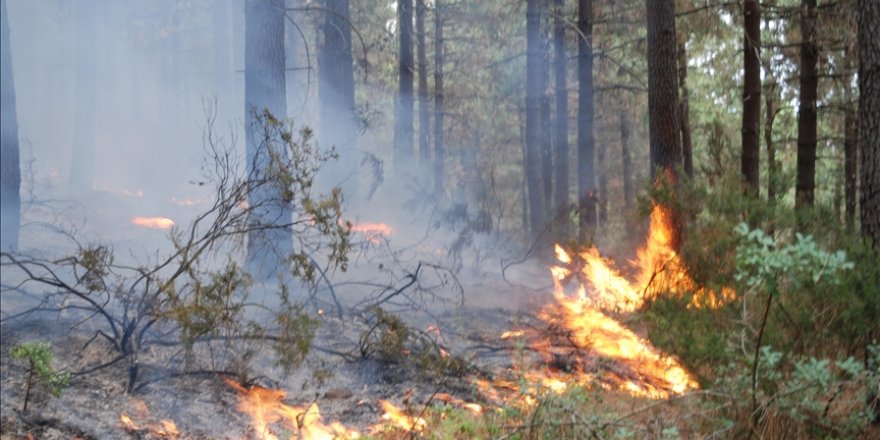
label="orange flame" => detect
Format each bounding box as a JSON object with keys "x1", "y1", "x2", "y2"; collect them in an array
[
  {"x1": 226, "y1": 379, "x2": 359, "y2": 440},
  {"x1": 132, "y1": 216, "x2": 175, "y2": 230},
  {"x1": 375, "y1": 400, "x2": 427, "y2": 432},
  {"x1": 488, "y1": 205, "x2": 729, "y2": 401},
  {"x1": 350, "y1": 222, "x2": 394, "y2": 244},
  {"x1": 118, "y1": 400, "x2": 179, "y2": 438}
]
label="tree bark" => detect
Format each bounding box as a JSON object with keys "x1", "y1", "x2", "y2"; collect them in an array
[
  {"x1": 0, "y1": 0, "x2": 20, "y2": 251},
  {"x1": 845, "y1": 109, "x2": 858, "y2": 228},
  {"x1": 646, "y1": 0, "x2": 682, "y2": 177},
  {"x1": 433, "y1": 1, "x2": 444, "y2": 195},
  {"x1": 553, "y1": 0, "x2": 569, "y2": 238},
  {"x1": 621, "y1": 107, "x2": 633, "y2": 211},
  {"x1": 526, "y1": 0, "x2": 548, "y2": 241},
  {"x1": 765, "y1": 84, "x2": 779, "y2": 200},
  {"x1": 646, "y1": 0, "x2": 682, "y2": 247},
  {"x1": 244, "y1": 0, "x2": 292, "y2": 277},
  {"x1": 319, "y1": 0, "x2": 357, "y2": 181},
  {"x1": 678, "y1": 40, "x2": 694, "y2": 180},
  {"x1": 70, "y1": 0, "x2": 97, "y2": 192},
  {"x1": 742, "y1": 0, "x2": 761, "y2": 193},
  {"x1": 796, "y1": 0, "x2": 818, "y2": 209},
  {"x1": 859, "y1": 0, "x2": 880, "y2": 249},
  {"x1": 394, "y1": 0, "x2": 415, "y2": 174},
  {"x1": 285, "y1": 0, "x2": 306, "y2": 120},
  {"x1": 577, "y1": 0, "x2": 596, "y2": 242},
  {"x1": 416, "y1": 0, "x2": 430, "y2": 186},
  {"x1": 214, "y1": 0, "x2": 234, "y2": 110}
]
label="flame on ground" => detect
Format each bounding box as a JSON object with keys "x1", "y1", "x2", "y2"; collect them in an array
[
  {"x1": 132, "y1": 216, "x2": 175, "y2": 230},
  {"x1": 491, "y1": 205, "x2": 732, "y2": 400},
  {"x1": 350, "y1": 222, "x2": 394, "y2": 245},
  {"x1": 118, "y1": 399, "x2": 179, "y2": 439},
  {"x1": 226, "y1": 379, "x2": 359, "y2": 440},
  {"x1": 374, "y1": 400, "x2": 427, "y2": 433}
]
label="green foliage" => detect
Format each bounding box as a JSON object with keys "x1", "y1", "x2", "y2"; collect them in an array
[
  {"x1": 10, "y1": 342, "x2": 70, "y2": 411},
  {"x1": 707, "y1": 345, "x2": 880, "y2": 438},
  {"x1": 733, "y1": 223, "x2": 854, "y2": 296}
]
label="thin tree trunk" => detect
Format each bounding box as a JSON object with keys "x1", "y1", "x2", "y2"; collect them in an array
[
  {"x1": 678, "y1": 40, "x2": 693, "y2": 179},
  {"x1": 542, "y1": 95, "x2": 553, "y2": 212},
  {"x1": 598, "y1": 139, "x2": 608, "y2": 225},
  {"x1": 577, "y1": 0, "x2": 596, "y2": 242},
  {"x1": 433, "y1": 1, "x2": 444, "y2": 195},
  {"x1": 416, "y1": 0, "x2": 430, "y2": 187},
  {"x1": 765, "y1": 84, "x2": 779, "y2": 200},
  {"x1": 70, "y1": 0, "x2": 97, "y2": 192},
  {"x1": 526, "y1": 0, "x2": 548, "y2": 241},
  {"x1": 621, "y1": 107, "x2": 633, "y2": 211},
  {"x1": 553, "y1": 0, "x2": 569, "y2": 238},
  {"x1": 845, "y1": 109, "x2": 858, "y2": 228},
  {"x1": 0, "y1": 0, "x2": 20, "y2": 251},
  {"x1": 742, "y1": 0, "x2": 761, "y2": 193},
  {"x1": 394, "y1": 0, "x2": 415, "y2": 174},
  {"x1": 859, "y1": 0, "x2": 880, "y2": 249},
  {"x1": 244, "y1": 0, "x2": 292, "y2": 278},
  {"x1": 796, "y1": 0, "x2": 818, "y2": 209}
]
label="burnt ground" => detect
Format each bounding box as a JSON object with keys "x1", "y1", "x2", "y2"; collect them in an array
[{"x1": 0, "y1": 269, "x2": 550, "y2": 439}]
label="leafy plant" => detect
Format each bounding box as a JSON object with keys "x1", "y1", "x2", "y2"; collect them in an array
[{"x1": 10, "y1": 341, "x2": 70, "y2": 412}]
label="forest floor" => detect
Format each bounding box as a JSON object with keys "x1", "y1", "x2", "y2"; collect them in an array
[{"x1": 0, "y1": 268, "x2": 557, "y2": 439}]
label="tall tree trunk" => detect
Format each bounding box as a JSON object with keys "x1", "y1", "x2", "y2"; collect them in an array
[
  {"x1": 765, "y1": 84, "x2": 779, "y2": 200},
  {"x1": 598, "y1": 138, "x2": 608, "y2": 225},
  {"x1": 319, "y1": 0, "x2": 357, "y2": 182},
  {"x1": 70, "y1": 0, "x2": 97, "y2": 192},
  {"x1": 577, "y1": 0, "x2": 596, "y2": 242},
  {"x1": 285, "y1": 0, "x2": 306, "y2": 120},
  {"x1": 0, "y1": 0, "x2": 20, "y2": 251},
  {"x1": 244, "y1": 0, "x2": 292, "y2": 278},
  {"x1": 394, "y1": 0, "x2": 415, "y2": 174},
  {"x1": 796, "y1": 0, "x2": 818, "y2": 209},
  {"x1": 433, "y1": 1, "x2": 444, "y2": 195},
  {"x1": 214, "y1": 0, "x2": 233, "y2": 112},
  {"x1": 845, "y1": 109, "x2": 858, "y2": 228},
  {"x1": 646, "y1": 0, "x2": 682, "y2": 246},
  {"x1": 542, "y1": 95, "x2": 553, "y2": 212},
  {"x1": 553, "y1": 0, "x2": 569, "y2": 238},
  {"x1": 678, "y1": 40, "x2": 693, "y2": 179},
  {"x1": 526, "y1": 0, "x2": 548, "y2": 241},
  {"x1": 859, "y1": 0, "x2": 880, "y2": 249},
  {"x1": 646, "y1": 0, "x2": 682, "y2": 177},
  {"x1": 742, "y1": 0, "x2": 761, "y2": 193},
  {"x1": 416, "y1": 0, "x2": 430, "y2": 187},
  {"x1": 621, "y1": 107, "x2": 633, "y2": 211}
]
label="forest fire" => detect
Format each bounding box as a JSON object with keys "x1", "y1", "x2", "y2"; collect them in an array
[
  {"x1": 490, "y1": 205, "x2": 727, "y2": 400},
  {"x1": 118, "y1": 400, "x2": 179, "y2": 439},
  {"x1": 375, "y1": 400, "x2": 427, "y2": 433},
  {"x1": 350, "y1": 222, "x2": 394, "y2": 244},
  {"x1": 131, "y1": 216, "x2": 175, "y2": 230},
  {"x1": 225, "y1": 379, "x2": 359, "y2": 440}
]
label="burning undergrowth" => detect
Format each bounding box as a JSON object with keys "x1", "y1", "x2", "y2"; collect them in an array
[{"x1": 0, "y1": 203, "x2": 733, "y2": 439}]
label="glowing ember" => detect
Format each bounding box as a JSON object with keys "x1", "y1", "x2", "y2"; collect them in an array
[
  {"x1": 118, "y1": 400, "x2": 179, "y2": 439},
  {"x1": 119, "y1": 414, "x2": 137, "y2": 431},
  {"x1": 433, "y1": 393, "x2": 483, "y2": 414},
  {"x1": 226, "y1": 379, "x2": 359, "y2": 440},
  {"x1": 375, "y1": 400, "x2": 427, "y2": 432},
  {"x1": 131, "y1": 216, "x2": 175, "y2": 230},
  {"x1": 350, "y1": 222, "x2": 394, "y2": 244}
]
